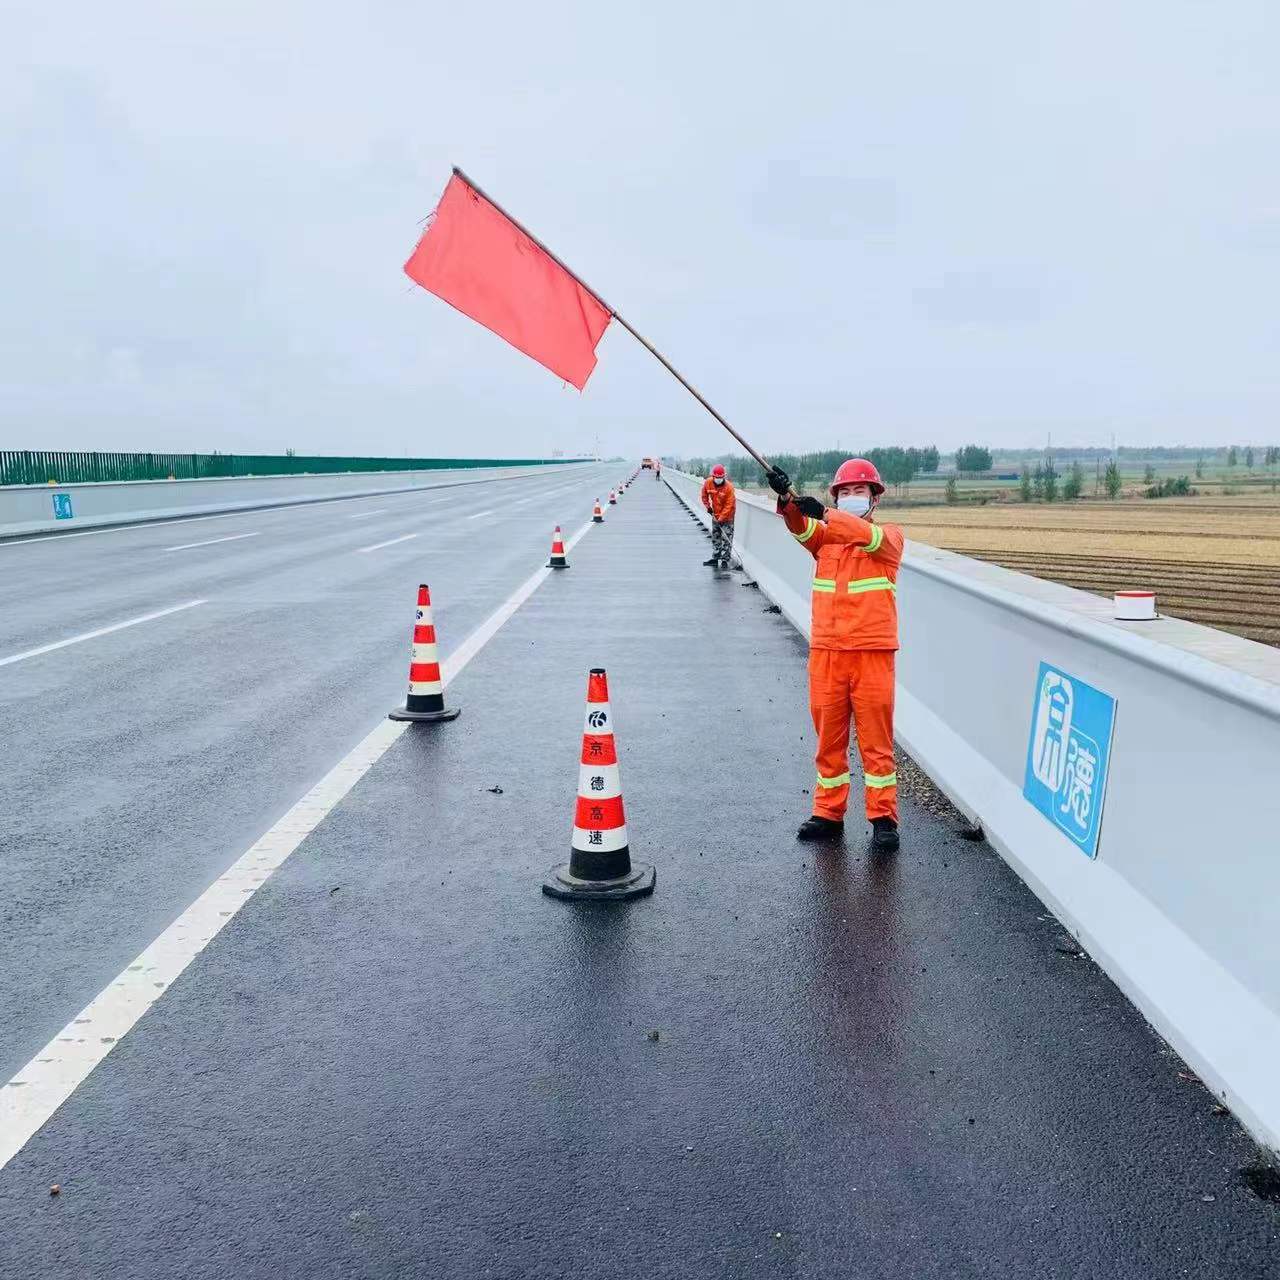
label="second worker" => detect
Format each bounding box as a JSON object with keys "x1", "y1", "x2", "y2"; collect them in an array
[{"x1": 701, "y1": 464, "x2": 736, "y2": 569}]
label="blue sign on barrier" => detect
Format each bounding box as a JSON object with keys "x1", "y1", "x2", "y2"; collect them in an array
[
  {"x1": 1023, "y1": 662, "x2": 1116, "y2": 859},
  {"x1": 52, "y1": 493, "x2": 74, "y2": 520}
]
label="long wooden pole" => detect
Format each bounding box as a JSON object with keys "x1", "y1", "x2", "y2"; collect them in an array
[{"x1": 451, "y1": 166, "x2": 781, "y2": 480}]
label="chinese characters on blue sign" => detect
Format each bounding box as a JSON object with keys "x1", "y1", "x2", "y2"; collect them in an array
[
  {"x1": 52, "y1": 493, "x2": 74, "y2": 520},
  {"x1": 1023, "y1": 662, "x2": 1116, "y2": 859}
]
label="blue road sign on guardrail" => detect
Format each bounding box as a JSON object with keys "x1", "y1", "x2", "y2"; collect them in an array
[
  {"x1": 52, "y1": 492, "x2": 74, "y2": 520},
  {"x1": 1023, "y1": 662, "x2": 1116, "y2": 858}
]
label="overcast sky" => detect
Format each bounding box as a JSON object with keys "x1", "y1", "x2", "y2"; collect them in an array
[{"x1": 4, "y1": 2, "x2": 1278, "y2": 459}]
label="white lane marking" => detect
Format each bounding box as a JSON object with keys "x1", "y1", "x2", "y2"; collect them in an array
[
  {"x1": 442, "y1": 517, "x2": 593, "y2": 674},
  {"x1": 163, "y1": 532, "x2": 260, "y2": 552},
  {"x1": 357, "y1": 533, "x2": 418, "y2": 553},
  {"x1": 346, "y1": 508, "x2": 388, "y2": 519},
  {"x1": 466, "y1": 508, "x2": 496, "y2": 520},
  {"x1": 0, "y1": 600, "x2": 208, "y2": 669},
  {"x1": 0, "y1": 517, "x2": 597, "y2": 1171}
]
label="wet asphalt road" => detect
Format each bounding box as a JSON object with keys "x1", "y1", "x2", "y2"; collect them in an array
[
  {"x1": 2, "y1": 475, "x2": 1278, "y2": 1278},
  {"x1": 0, "y1": 463, "x2": 618, "y2": 1079}
]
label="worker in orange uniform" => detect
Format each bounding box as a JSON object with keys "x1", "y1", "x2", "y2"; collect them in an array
[
  {"x1": 766, "y1": 459, "x2": 904, "y2": 852},
  {"x1": 700, "y1": 464, "x2": 736, "y2": 568}
]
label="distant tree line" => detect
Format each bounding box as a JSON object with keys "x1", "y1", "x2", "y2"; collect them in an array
[
  {"x1": 674, "y1": 439, "x2": 1277, "y2": 501},
  {"x1": 678, "y1": 445, "x2": 940, "y2": 492},
  {"x1": 954, "y1": 444, "x2": 992, "y2": 472},
  {"x1": 998, "y1": 446, "x2": 1252, "y2": 462},
  {"x1": 1146, "y1": 476, "x2": 1195, "y2": 498},
  {"x1": 1018, "y1": 458, "x2": 1091, "y2": 502},
  {"x1": 1226, "y1": 445, "x2": 1280, "y2": 468}
]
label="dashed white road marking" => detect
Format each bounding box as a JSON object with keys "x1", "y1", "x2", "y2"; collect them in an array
[
  {"x1": 357, "y1": 533, "x2": 418, "y2": 553},
  {"x1": 466, "y1": 508, "x2": 496, "y2": 520},
  {"x1": 0, "y1": 518, "x2": 597, "y2": 1170},
  {"x1": 346, "y1": 508, "x2": 389, "y2": 519},
  {"x1": 0, "y1": 600, "x2": 208, "y2": 669},
  {"x1": 164, "y1": 532, "x2": 260, "y2": 552}
]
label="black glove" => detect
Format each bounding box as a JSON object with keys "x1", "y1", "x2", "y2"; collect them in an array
[
  {"x1": 794, "y1": 495, "x2": 826, "y2": 520},
  {"x1": 765, "y1": 466, "x2": 791, "y2": 495}
]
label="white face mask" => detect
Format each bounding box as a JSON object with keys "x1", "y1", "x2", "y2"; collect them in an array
[
  {"x1": 713, "y1": 477, "x2": 725, "y2": 486},
  {"x1": 836, "y1": 492, "x2": 872, "y2": 517}
]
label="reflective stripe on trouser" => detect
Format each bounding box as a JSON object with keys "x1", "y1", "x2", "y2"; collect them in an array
[
  {"x1": 808, "y1": 648, "x2": 897, "y2": 822},
  {"x1": 711, "y1": 519, "x2": 734, "y2": 561}
]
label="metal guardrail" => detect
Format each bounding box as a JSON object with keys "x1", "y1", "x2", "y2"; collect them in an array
[
  {"x1": 0, "y1": 451, "x2": 585, "y2": 487},
  {"x1": 0, "y1": 463, "x2": 594, "y2": 539}
]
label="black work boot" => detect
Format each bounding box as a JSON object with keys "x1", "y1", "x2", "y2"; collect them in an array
[
  {"x1": 869, "y1": 817, "x2": 900, "y2": 853},
  {"x1": 797, "y1": 815, "x2": 844, "y2": 842},
  {"x1": 702, "y1": 556, "x2": 719, "y2": 566}
]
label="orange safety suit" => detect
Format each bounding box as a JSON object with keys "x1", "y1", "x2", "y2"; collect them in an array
[
  {"x1": 701, "y1": 476, "x2": 736, "y2": 522},
  {"x1": 779, "y1": 500, "x2": 904, "y2": 823}
]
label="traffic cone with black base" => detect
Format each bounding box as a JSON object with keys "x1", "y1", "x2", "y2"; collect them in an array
[
  {"x1": 388, "y1": 584, "x2": 460, "y2": 723},
  {"x1": 547, "y1": 525, "x2": 569, "y2": 569},
  {"x1": 543, "y1": 668, "x2": 655, "y2": 901},
  {"x1": 592, "y1": 499, "x2": 605, "y2": 523},
  {"x1": 608, "y1": 490, "x2": 617, "y2": 505}
]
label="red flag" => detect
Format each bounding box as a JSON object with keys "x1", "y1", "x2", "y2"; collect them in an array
[{"x1": 404, "y1": 174, "x2": 612, "y2": 390}]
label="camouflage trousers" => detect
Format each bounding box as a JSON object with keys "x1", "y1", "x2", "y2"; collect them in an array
[{"x1": 711, "y1": 519, "x2": 735, "y2": 564}]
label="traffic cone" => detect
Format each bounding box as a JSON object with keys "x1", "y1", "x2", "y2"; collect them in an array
[
  {"x1": 547, "y1": 524, "x2": 570, "y2": 569},
  {"x1": 388, "y1": 584, "x2": 461, "y2": 723},
  {"x1": 592, "y1": 499, "x2": 605, "y2": 523},
  {"x1": 543, "y1": 669, "x2": 655, "y2": 900},
  {"x1": 608, "y1": 489, "x2": 617, "y2": 505}
]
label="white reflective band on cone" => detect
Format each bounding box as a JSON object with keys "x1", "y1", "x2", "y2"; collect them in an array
[
  {"x1": 581, "y1": 702, "x2": 614, "y2": 734},
  {"x1": 577, "y1": 763, "x2": 621, "y2": 798},
  {"x1": 408, "y1": 679, "x2": 444, "y2": 696},
  {"x1": 410, "y1": 644, "x2": 439, "y2": 661},
  {"x1": 571, "y1": 824, "x2": 630, "y2": 854}
]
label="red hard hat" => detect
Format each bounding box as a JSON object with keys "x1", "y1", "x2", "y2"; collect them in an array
[
  {"x1": 711, "y1": 464, "x2": 726, "y2": 478},
  {"x1": 829, "y1": 457, "x2": 884, "y2": 499}
]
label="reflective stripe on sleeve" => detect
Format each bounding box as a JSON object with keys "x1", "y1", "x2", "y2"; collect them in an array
[
  {"x1": 812, "y1": 578, "x2": 837, "y2": 593},
  {"x1": 846, "y1": 577, "x2": 896, "y2": 594},
  {"x1": 864, "y1": 771, "x2": 897, "y2": 788},
  {"x1": 816, "y1": 771, "x2": 851, "y2": 788},
  {"x1": 865, "y1": 524, "x2": 884, "y2": 553},
  {"x1": 794, "y1": 517, "x2": 820, "y2": 544}
]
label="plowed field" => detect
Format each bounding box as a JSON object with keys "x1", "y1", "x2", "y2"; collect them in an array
[{"x1": 880, "y1": 498, "x2": 1280, "y2": 648}]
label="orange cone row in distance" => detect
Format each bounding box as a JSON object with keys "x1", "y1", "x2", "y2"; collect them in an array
[{"x1": 543, "y1": 668, "x2": 655, "y2": 900}]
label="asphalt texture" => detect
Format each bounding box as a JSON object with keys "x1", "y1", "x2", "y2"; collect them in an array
[
  {"x1": 3, "y1": 473, "x2": 1278, "y2": 1278},
  {"x1": 0, "y1": 464, "x2": 618, "y2": 1079}
]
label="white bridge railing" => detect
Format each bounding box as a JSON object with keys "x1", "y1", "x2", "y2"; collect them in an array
[
  {"x1": 664, "y1": 468, "x2": 1280, "y2": 1156},
  {"x1": 0, "y1": 462, "x2": 592, "y2": 539}
]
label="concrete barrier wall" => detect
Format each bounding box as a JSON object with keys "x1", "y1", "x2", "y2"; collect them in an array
[
  {"x1": 664, "y1": 469, "x2": 1280, "y2": 1155},
  {"x1": 1, "y1": 462, "x2": 591, "y2": 539}
]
